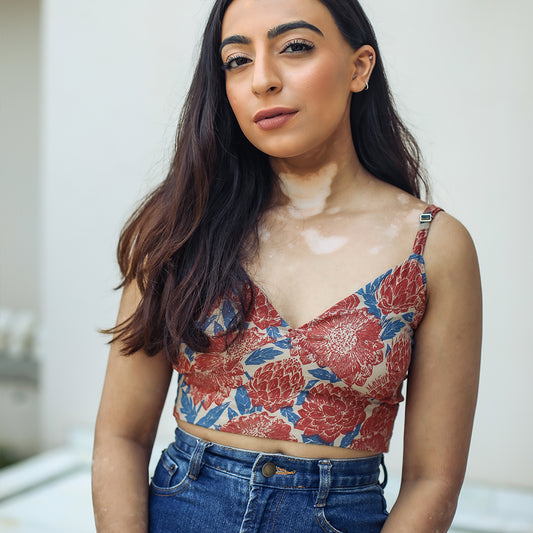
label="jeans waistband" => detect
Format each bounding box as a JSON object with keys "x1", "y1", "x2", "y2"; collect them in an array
[{"x1": 167, "y1": 425, "x2": 385, "y2": 490}]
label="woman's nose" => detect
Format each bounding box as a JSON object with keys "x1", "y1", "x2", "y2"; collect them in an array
[{"x1": 251, "y1": 54, "x2": 282, "y2": 96}]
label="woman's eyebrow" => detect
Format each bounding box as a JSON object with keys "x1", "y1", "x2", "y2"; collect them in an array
[
  {"x1": 220, "y1": 20, "x2": 324, "y2": 55},
  {"x1": 267, "y1": 20, "x2": 324, "y2": 39},
  {"x1": 220, "y1": 35, "x2": 251, "y2": 55}
]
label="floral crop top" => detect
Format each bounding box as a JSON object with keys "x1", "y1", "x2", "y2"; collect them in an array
[{"x1": 174, "y1": 205, "x2": 442, "y2": 453}]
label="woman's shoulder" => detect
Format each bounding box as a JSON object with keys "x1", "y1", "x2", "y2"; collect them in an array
[
  {"x1": 374, "y1": 182, "x2": 473, "y2": 245},
  {"x1": 424, "y1": 207, "x2": 477, "y2": 266},
  {"x1": 372, "y1": 182, "x2": 478, "y2": 270},
  {"x1": 415, "y1": 205, "x2": 480, "y2": 305}
]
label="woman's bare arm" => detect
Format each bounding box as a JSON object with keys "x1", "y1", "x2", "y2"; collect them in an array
[
  {"x1": 382, "y1": 213, "x2": 482, "y2": 532},
  {"x1": 92, "y1": 282, "x2": 173, "y2": 532}
]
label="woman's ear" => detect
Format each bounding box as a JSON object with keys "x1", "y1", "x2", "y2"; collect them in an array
[{"x1": 350, "y1": 45, "x2": 376, "y2": 93}]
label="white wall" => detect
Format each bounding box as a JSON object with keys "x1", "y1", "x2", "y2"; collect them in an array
[
  {"x1": 0, "y1": 0, "x2": 40, "y2": 313},
  {"x1": 36, "y1": 0, "x2": 533, "y2": 490}
]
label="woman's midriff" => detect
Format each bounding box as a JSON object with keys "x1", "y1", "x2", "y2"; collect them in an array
[{"x1": 177, "y1": 420, "x2": 379, "y2": 459}]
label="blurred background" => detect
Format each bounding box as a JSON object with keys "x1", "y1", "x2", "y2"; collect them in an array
[{"x1": 1, "y1": 0, "x2": 532, "y2": 531}]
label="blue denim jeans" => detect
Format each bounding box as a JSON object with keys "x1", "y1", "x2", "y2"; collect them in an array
[{"x1": 149, "y1": 426, "x2": 388, "y2": 532}]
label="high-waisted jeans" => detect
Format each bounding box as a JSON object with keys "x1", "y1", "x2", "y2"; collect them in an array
[{"x1": 149, "y1": 426, "x2": 389, "y2": 532}]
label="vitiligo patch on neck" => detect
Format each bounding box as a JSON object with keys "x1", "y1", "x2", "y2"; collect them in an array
[{"x1": 278, "y1": 164, "x2": 336, "y2": 219}]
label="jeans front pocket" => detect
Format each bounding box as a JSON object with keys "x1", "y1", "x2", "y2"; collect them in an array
[
  {"x1": 314, "y1": 506, "x2": 343, "y2": 533},
  {"x1": 150, "y1": 447, "x2": 192, "y2": 496}
]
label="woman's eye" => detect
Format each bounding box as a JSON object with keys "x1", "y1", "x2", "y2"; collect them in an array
[
  {"x1": 223, "y1": 56, "x2": 251, "y2": 71},
  {"x1": 283, "y1": 41, "x2": 314, "y2": 54}
]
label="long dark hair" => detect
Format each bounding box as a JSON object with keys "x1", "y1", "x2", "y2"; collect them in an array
[{"x1": 106, "y1": 0, "x2": 428, "y2": 362}]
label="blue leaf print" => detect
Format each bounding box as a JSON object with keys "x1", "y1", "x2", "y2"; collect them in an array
[
  {"x1": 184, "y1": 346, "x2": 194, "y2": 357},
  {"x1": 245, "y1": 346, "x2": 282, "y2": 365},
  {"x1": 381, "y1": 318, "x2": 405, "y2": 341},
  {"x1": 202, "y1": 314, "x2": 218, "y2": 330},
  {"x1": 266, "y1": 326, "x2": 282, "y2": 340},
  {"x1": 213, "y1": 322, "x2": 224, "y2": 335},
  {"x1": 308, "y1": 368, "x2": 341, "y2": 383},
  {"x1": 358, "y1": 291, "x2": 376, "y2": 305},
  {"x1": 357, "y1": 270, "x2": 392, "y2": 319},
  {"x1": 280, "y1": 318, "x2": 290, "y2": 328},
  {"x1": 280, "y1": 406, "x2": 300, "y2": 425},
  {"x1": 222, "y1": 300, "x2": 237, "y2": 329},
  {"x1": 235, "y1": 386, "x2": 252, "y2": 415},
  {"x1": 363, "y1": 269, "x2": 392, "y2": 294},
  {"x1": 384, "y1": 344, "x2": 392, "y2": 359},
  {"x1": 340, "y1": 426, "x2": 361, "y2": 448},
  {"x1": 358, "y1": 292, "x2": 382, "y2": 320},
  {"x1": 196, "y1": 402, "x2": 230, "y2": 427},
  {"x1": 274, "y1": 337, "x2": 292, "y2": 350},
  {"x1": 295, "y1": 391, "x2": 308, "y2": 406},
  {"x1": 304, "y1": 379, "x2": 319, "y2": 391},
  {"x1": 402, "y1": 312, "x2": 414, "y2": 322},
  {"x1": 302, "y1": 434, "x2": 329, "y2": 446},
  {"x1": 227, "y1": 408, "x2": 238, "y2": 420},
  {"x1": 180, "y1": 388, "x2": 200, "y2": 423}
]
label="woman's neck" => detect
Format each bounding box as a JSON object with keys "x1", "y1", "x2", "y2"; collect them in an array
[{"x1": 270, "y1": 145, "x2": 369, "y2": 219}]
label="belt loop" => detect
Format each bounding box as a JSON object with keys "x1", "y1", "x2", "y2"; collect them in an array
[
  {"x1": 379, "y1": 455, "x2": 388, "y2": 488},
  {"x1": 314, "y1": 460, "x2": 332, "y2": 508},
  {"x1": 188, "y1": 439, "x2": 211, "y2": 480}
]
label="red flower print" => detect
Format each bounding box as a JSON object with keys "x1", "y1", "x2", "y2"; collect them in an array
[
  {"x1": 295, "y1": 383, "x2": 368, "y2": 443},
  {"x1": 205, "y1": 324, "x2": 272, "y2": 358},
  {"x1": 225, "y1": 328, "x2": 273, "y2": 360},
  {"x1": 206, "y1": 332, "x2": 233, "y2": 355},
  {"x1": 290, "y1": 341, "x2": 314, "y2": 365},
  {"x1": 366, "y1": 334, "x2": 411, "y2": 401},
  {"x1": 245, "y1": 357, "x2": 305, "y2": 412},
  {"x1": 249, "y1": 286, "x2": 283, "y2": 330},
  {"x1": 365, "y1": 374, "x2": 389, "y2": 402},
  {"x1": 413, "y1": 228, "x2": 429, "y2": 256},
  {"x1": 178, "y1": 353, "x2": 244, "y2": 410},
  {"x1": 353, "y1": 403, "x2": 397, "y2": 452},
  {"x1": 220, "y1": 412, "x2": 297, "y2": 441},
  {"x1": 376, "y1": 260, "x2": 425, "y2": 321},
  {"x1": 319, "y1": 293, "x2": 361, "y2": 320},
  {"x1": 387, "y1": 333, "x2": 411, "y2": 377},
  {"x1": 293, "y1": 303, "x2": 384, "y2": 388}
]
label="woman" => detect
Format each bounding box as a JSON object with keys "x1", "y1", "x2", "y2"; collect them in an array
[{"x1": 92, "y1": 0, "x2": 482, "y2": 531}]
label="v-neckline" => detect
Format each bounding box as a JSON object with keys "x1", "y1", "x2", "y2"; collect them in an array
[{"x1": 251, "y1": 253, "x2": 425, "y2": 331}]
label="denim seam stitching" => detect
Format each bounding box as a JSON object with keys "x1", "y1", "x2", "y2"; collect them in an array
[
  {"x1": 149, "y1": 476, "x2": 193, "y2": 497},
  {"x1": 242, "y1": 483, "x2": 259, "y2": 533},
  {"x1": 314, "y1": 507, "x2": 343, "y2": 533},
  {"x1": 266, "y1": 489, "x2": 285, "y2": 533},
  {"x1": 160, "y1": 452, "x2": 177, "y2": 474}
]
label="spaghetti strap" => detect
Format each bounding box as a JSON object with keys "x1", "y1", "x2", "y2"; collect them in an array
[{"x1": 412, "y1": 204, "x2": 443, "y2": 256}]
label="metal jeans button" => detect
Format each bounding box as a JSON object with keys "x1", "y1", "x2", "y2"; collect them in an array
[{"x1": 261, "y1": 461, "x2": 277, "y2": 478}]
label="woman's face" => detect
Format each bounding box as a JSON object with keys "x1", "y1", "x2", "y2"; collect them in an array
[{"x1": 220, "y1": 0, "x2": 359, "y2": 161}]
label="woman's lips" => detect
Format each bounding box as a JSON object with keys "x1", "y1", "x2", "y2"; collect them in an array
[{"x1": 253, "y1": 108, "x2": 298, "y2": 131}]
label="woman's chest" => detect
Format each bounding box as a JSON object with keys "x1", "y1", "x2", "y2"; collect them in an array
[{"x1": 248, "y1": 214, "x2": 418, "y2": 330}]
